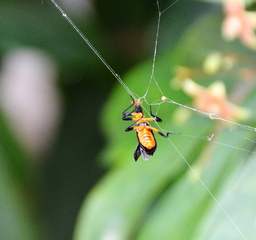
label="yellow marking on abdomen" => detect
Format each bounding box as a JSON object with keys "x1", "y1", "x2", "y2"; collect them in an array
[{"x1": 137, "y1": 128, "x2": 156, "y2": 149}]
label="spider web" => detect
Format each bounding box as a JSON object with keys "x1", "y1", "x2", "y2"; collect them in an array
[{"x1": 49, "y1": 0, "x2": 255, "y2": 239}]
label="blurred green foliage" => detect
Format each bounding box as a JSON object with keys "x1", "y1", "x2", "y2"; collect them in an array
[
  {"x1": 74, "y1": 10, "x2": 256, "y2": 240},
  {"x1": 0, "y1": 1, "x2": 256, "y2": 240}
]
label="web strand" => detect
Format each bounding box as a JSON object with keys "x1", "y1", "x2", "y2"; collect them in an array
[
  {"x1": 149, "y1": 96, "x2": 256, "y2": 133},
  {"x1": 168, "y1": 139, "x2": 248, "y2": 240},
  {"x1": 142, "y1": 3, "x2": 253, "y2": 235},
  {"x1": 139, "y1": 101, "x2": 249, "y2": 239},
  {"x1": 162, "y1": 122, "x2": 251, "y2": 237},
  {"x1": 49, "y1": 1, "x2": 252, "y2": 238},
  {"x1": 49, "y1": 0, "x2": 256, "y2": 135},
  {"x1": 165, "y1": 98, "x2": 256, "y2": 132},
  {"x1": 161, "y1": 0, "x2": 180, "y2": 15},
  {"x1": 139, "y1": 0, "x2": 256, "y2": 134},
  {"x1": 146, "y1": 103, "x2": 250, "y2": 240},
  {"x1": 142, "y1": 0, "x2": 180, "y2": 100},
  {"x1": 49, "y1": 0, "x2": 136, "y2": 99},
  {"x1": 142, "y1": 0, "x2": 161, "y2": 100},
  {"x1": 181, "y1": 133, "x2": 252, "y2": 154}
]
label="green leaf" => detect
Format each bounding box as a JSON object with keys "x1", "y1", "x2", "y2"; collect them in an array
[
  {"x1": 194, "y1": 153, "x2": 256, "y2": 240},
  {"x1": 74, "y1": 115, "x2": 211, "y2": 239},
  {"x1": 137, "y1": 129, "x2": 253, "y2": 240},
  {"x1": 0, "y1": 114, "x2": 40, "y2": 240},
  {"x1": 0, "y1": 151, "x2": 38, "y2": 240},
  {"x1": 0, "y1": 113, "x2": 33, "y2": 186},
  {"x1": 74, "y1": 9, "x2": 256, "y2": 240}
]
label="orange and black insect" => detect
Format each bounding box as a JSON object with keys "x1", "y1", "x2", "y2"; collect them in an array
[{"x1": 122, "y1": 98, "x2": 171, "y2": 161}]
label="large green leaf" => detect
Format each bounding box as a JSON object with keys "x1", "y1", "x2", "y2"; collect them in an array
[
  {"x1": 0, "y1": 151, "x2": 38, "y2": 240},
  {"x1": 0, "y1": 106, "x2": 40, "y2": 240},
  {"x1": 136, "y1": 128, "x2": 253, "y2": 240},
  {"x1": 0, "y1": 114, "x2": 40, "y2": 240},
  {"x1": 194, "y1": 152, "x2": 256, "y2": 240},
  {"x1": 74, "y1": 115, "x2": 211, "y2": 239},
  {"x1": 74, "y1": 9, "x2": 256, "y2": 240}
]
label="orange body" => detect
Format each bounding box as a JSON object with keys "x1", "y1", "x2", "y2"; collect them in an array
[
  {"x1": 122, "y1": 99, "x2": 170, "y2": 161},
  {"x1": 135, "y1": 125, "x2": 156, "y2": 150}
]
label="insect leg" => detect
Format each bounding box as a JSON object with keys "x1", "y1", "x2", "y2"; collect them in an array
[
  {"x1": 125, "y1": 125, "x2": 134, "y2": 132},
  {"x1": 147, "y1": 126, "x2": 172, "y2": 138},
  {"x1": 158, "y1": 131, "x2": 172, "y2": 138},
  {"x1": 150, "y1": 105, "x2": 162, "y2": 122},
  {"x1": 125, "y1": 122, "x2": 140, "y2": 131},
  {"x1": 122, "y1": 114, "x2": 133, "y2": 121},
  {"x1": 122, "y1": 101, "x2": 134, "y2": 120}
]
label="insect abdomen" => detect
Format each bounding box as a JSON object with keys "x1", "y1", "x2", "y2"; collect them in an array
[{"x1": 138, "y1": 129, "x2": 156, "y2": 150}]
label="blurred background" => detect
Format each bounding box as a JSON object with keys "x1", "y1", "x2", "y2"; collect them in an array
[{"x1": 1, "y1": 0, "x2": 256, "y2": 240}]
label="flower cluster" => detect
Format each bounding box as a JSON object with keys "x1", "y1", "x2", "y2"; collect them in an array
[
  {"x1": 182, "y1": 79, "x2": 249, "y2": 121},
  {"x1": 222, "y1": 0, "x2": 256, "y2": 49}
]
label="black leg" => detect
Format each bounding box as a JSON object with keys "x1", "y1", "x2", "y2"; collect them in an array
[
  {"x1": 134, "y1": 145, "x2": 141, "y2": 161},
  {"x1": 125, "y1": 125, "x2": 134, "y2": 132},
  {"x1": 122, "y1": 103, "x2": 133, "y2": 114},
  {"x1": 122, "y1": 115, "x2": 132, "y2": 121},
  {"x1": 158, "y1": 131, "x2": 172, "y2": 138},
  {"x1": 125, "y1": 122, "x2": 140, "y2": 131},
  {"x1": 150, "y1": 105, "x2": 162, "y2": 122},
  {"x1": 122, "y1": 108, "x2": 133, "y2": 120}
]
